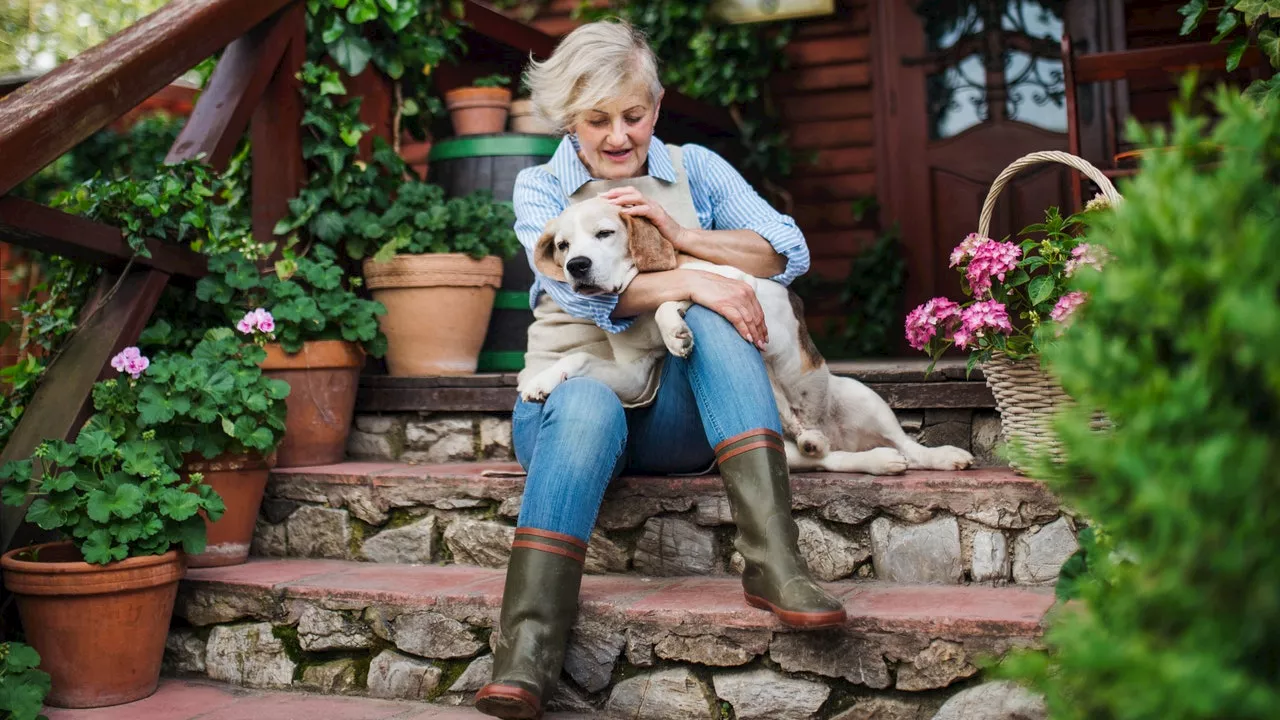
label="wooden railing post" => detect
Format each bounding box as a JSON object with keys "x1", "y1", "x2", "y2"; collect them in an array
[{"x1": 251, "y1": 5, "x2": 307, "y2": 245}]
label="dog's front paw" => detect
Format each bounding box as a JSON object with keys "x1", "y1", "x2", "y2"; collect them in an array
[
  {"x1": 520, "y1": 370, "x2": 566, "y2": 403},
  {"x1": 920, "y1": 445, "x2": 975, "y2": 471},
  {"x1": 796, "y1": 429, "x2": 830, "y2": 458},
  {"x1": 864, "y1": 447, "x2": 909, "y2": 475},
  {"x1": 663, "y1": 322, "x2": 694, "y2": 358}
]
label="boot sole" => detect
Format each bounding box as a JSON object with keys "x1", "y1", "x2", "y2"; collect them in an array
[
  {"x1": 745, "y1": 592, "x2": 848, "y2": 629},
  {"x1": 475, "y1": 684, "x2": 540, "y2": 719}
]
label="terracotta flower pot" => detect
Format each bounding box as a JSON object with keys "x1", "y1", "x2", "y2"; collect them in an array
[
  {"x1": 260, "y1": 340, "x2": 363, "y2": 468},
  {"x1": 1, "y1": 542, "x2": 183, "y2": 708},
  {"x1": 445, "y1": 87, "x2": 512, "y2": 136},
  {"x1": 399, "y1": 134, "x2": 433, "y2": 180},
  {"x1": 509, "y1": 98, "x2": 555, "y2": 135},
  {"x1": 363, "y1": 253, "x2": 503, "y2": 376},
  {"x1": 183, "y1": 452, "x2": 274, "y2": 568}
]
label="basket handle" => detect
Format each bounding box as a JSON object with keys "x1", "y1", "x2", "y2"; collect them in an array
[{"x1": 977, "y1": 150, "x2": 1123, "y2": 238}]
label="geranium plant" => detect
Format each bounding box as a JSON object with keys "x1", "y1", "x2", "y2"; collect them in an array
[
  {"x1": 368, "y1": 183, "x2": 520, "y2": 262},
  {"x1": 906, "y1": 200, "x2": 1111, "y2": 372},
  {"x1": 195, "y1": 243, "x2": 388, "y2": 356},
  {"x1": 97, "y1": 326, "x2": 291, "y2": 460},
  {"x1": 0, "y1": 641, "x2": 49, "y2": 720}
]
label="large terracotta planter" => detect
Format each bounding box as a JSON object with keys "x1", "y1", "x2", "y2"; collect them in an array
[
  {"x1": 1, "y1": 542, "x2": 183, "y2": 708},
  {"x1": 363, "y1": 253, "x2": 503, "y2": 376},
  {"x1": 445, "y1": 87, "x2": 512, "y2": 136},
  {"x1": 509, "y1": 98, "x2": 555, "y2": 135},
  {"x1": 260, "y1": 341, "x2": 363, "y2": 468},
  {"x1": 183, "y1": 452, "x2": 273, "y2": 567}
]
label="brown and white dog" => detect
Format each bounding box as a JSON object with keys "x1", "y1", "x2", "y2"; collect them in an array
[{"x1": 519, "y1": 197, "x2": 973, "y2": 475}]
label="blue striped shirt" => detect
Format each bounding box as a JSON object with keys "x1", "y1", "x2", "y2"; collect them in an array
[{"x1": 512, "y1": 134, "x2": 810, "y2": 333}]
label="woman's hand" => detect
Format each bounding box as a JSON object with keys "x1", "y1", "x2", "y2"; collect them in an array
[
  {"x1": 598, "y1": 186, "x2": 690, "y2": 250},
  {"x1": 683, "y1": 270, "x2": 769, "y2": 350}
]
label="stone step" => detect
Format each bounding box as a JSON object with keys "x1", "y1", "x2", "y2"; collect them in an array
[
  {"x1": 169, "y1": 559, "x2": 1055, "y2": 718},
  {"x1": 256, "y1": 462, "x2": 1080, "y2": 587},
  {"x1": 43, "y1": 678, "x2": 591, "y2": 719}
]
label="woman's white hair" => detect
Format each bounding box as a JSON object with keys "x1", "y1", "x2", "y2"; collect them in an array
[{"x1": 523, "y1": 19, "x2": 663, "y2": 134}]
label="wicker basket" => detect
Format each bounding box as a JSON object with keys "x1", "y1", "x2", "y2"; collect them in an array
[{"x1": 975, "y1": 151, "x2": 1122, "y2": 472}]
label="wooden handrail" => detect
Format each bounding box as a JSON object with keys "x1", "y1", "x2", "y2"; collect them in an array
[
  {"x1": 0, "y1": 0, "x2": 298, "y2": 196},
  {"x1": 1073, "y1": 41, "x2": 1266, "y2": 83}
]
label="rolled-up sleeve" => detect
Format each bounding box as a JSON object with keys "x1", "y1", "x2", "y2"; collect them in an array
[
  {"x1": 512, "y1": 167, "x2": 634, "y2": 333},
  {"x1": 683, "y1": 144, "x2": 811, "y2": 287}
]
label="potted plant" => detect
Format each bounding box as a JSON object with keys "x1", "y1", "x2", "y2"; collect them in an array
[
  {"x1": 128, "y1": 322, "x2": 290, "y2": 567},
  {"x1": 0, "y1": 641, "x2": 50, "y2": 720},
  {"x1": 196, "y1": 243, "x2": 387, "y2": 468},
  {"x1": 509, "y1": 92, "x2": 555, "y2": 135},
  {"x1": 906, "y1": 152, "x2": 1121, "y2": 471},
  {"x1": 0, "y1": 348, "x2": 225, "y2": 707},
  {"x1": 362, "y1": 183, "x2": 521, "y2": 376},
  {"x1": 445, "y1": 73, "x2": 513, "y2": 136}
]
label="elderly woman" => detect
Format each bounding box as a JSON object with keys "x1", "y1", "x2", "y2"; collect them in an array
[{"x1": 475, "y1": 19, "x2": 844, "y2": 719}]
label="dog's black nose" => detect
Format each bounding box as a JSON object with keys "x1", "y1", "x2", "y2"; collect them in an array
[{"x1": 566, "y1": 257, "x2": 592, "y2": 279}]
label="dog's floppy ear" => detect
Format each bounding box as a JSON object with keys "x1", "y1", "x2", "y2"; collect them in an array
[
  {"x1": 533, "y1": 217, "x2": 566, "y2": 282},
  {"x1": 624, "y1": 214, "x2": 678, "y2": 272}
]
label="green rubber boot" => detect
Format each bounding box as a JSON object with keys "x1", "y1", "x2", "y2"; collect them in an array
[
  {"x1": 475, "y1": 528, "x2": 586, "y2": 719},
  {"x1": 715, "y1": 429, "x2": 848, "y2": 628}
]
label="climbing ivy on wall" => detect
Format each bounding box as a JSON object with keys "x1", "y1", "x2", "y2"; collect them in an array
[{"x1": 1179, "y1": 0, "x2": 1280, "y2": 104}]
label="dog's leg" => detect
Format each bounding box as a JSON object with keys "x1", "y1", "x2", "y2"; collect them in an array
[
  {"x1": 655, "y1": 300, "x2": 695, "y2": 358},
  {"x1": 785, "y1": 439, "x2": 908, "y2": 475},
  {"x1": 519, "y1": 351, "x2": 659, "y2": 403},
  {"x1": 825, "y1": 376, "x2": 975, "y2": 471}
]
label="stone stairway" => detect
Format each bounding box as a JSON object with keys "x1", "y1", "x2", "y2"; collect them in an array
[{"x1": 159, "y1": 460, "x2": 1077, "y2": 719}]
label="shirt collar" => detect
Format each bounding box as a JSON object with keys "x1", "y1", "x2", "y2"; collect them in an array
[{"x1": 548, "y1": 134, "x2": 677, "y2": 197}]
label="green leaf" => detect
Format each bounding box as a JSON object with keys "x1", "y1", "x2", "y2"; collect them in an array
[
  {"x1": 313, "y1": 211, "x2": 345, "y2": 244},
  {"x1": 248, "y1": 427, "x2": 275, "y2": 449},
  {"x1": 1178, "y1": 0, "x2": 1208, "y2": 35},
  {"x1": 0, "y1": 459, "x2": 33, "y2": 483},
  {"x1": 86, "y1": 484, "x2": 144, "y2": 522},
  {"x1": 322, "y1": 14, "x2": 346, "y2": 44},
  {"x1": 75, "y1": 429, "x2": 117, "y2": 460},
  {"x1": 4, "y1": 642, "x2": 42, "y2": 671},
  {"x1": 1259, "y1": 29, "x2": 1280, "y2": 67},
  {"x1": 1028, "y1": 276, "x2": 1056, "y2": 307},
  {"x1": 159, "y1": 489, "x2": 201, "y2": 521},
  {"x1": 26, "y1": 499, "x2": 67, "y2": 531},
  {"x1": 221, "y1": 416, "x2": 237, "y2": 437},
  {"x1": 330, "y1": 35, "x2": 374, "y2": 76},
  {"x1": 2, "y1": 481, "x2": 30, "y2": 507},
  {"x1": 1226, "y1": 35, "x2": 1249, "y2": 71},
  {"x1": 1232, "y1": 0, "x2": 1280, "y2": 25},
  {"x1": 80, "y1": 529, "x2": 125, "y2": 565}
]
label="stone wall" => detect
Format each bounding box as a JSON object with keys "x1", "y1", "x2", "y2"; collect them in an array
[{"x1": 344, "y1": 409, "x2": 1006, "y2": 467}]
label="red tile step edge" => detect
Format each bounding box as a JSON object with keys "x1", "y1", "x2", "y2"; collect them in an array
[
  {"x1": 42, "y1": 678, "x2": 592, "y2": 720},
  {"x1": 185, "y1": 559, "x2": 1055, "y2": 638}
]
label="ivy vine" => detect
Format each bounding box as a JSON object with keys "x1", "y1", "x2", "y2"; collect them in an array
[{"x1": 1179, "y1": 0, "x2": 1280, "y2": 105}]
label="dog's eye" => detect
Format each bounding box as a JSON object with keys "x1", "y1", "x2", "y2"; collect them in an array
[
  {"x1": 595, "y1": 229, "x2": 614, "y2": 239},
  {"x1": 556, "y1": 241, "x2": 569, "y2": 252}
]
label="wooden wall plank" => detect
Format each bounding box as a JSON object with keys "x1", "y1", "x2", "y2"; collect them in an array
[
  {"x1": 798, "y1": 146, "x2": 876, "y2": 175},
  {"x1": 779, "y1": 89, "x2": 873, "y2": 121},
  {"x1": 787, "y1": 172, "x2": 876, "y2": 202},
  {"x1": 786, "y1": 36, "x2": 870, "y2": 66},
  {"x1": 785, "y1": 62, "x2": 871, "y2": 92},
  {"x1": 788, "y1": 118, "x2": 875, "y2": 149}
]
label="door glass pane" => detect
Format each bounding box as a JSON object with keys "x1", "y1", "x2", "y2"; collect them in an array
[{"x1": 917, "y1": 0, "x2": 1066, "y2": 139}]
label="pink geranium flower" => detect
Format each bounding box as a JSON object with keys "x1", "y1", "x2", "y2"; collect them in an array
[
  {"x1": 1051, "y1": 291, "x2": 1088, "y2": 323},
  {"x1": 237, "y1": 308, "x2": 276, "y2": 335},
  {"x1": 110, "y1": 347, "x2": 149, "y2": 379},
  {"x1": 905, "y1": 297, "x2": 962, "y2": 350},
  {"x1": 966, "y1": 241, "x2": 1022, "y2": 295},
  {"x1": 949, "y1": 233, "x2": 990, "y2": 267},
  {"x1": 952, "y1": 300, "x2": 1013, "y2": 348},
  {"x1": 1065, "y1": 244, "x2": 1106, "y2": 276}
]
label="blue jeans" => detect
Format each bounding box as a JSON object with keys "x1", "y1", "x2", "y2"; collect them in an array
[{"x1": 512, "y1": 305, "x2": 783, "y2": 542}]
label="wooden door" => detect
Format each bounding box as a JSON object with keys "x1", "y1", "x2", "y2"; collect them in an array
[{"x1": 876, "y1": 0, "x2": 1072, "y2": 311}]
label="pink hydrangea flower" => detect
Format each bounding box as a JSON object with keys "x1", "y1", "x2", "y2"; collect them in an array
[
  {"x1": 904, "y1": 297, "x2": 962, "y2": 350},
  {"x1": 110, "y1": 347, "x2": 149, "y2": 379},
  {"x1": 952, "y1": 300, "x2": 1013, "y2": 349},
  {"x1": 1051, "y1": 291, "x2": 1088, "y2": 323},
  {"x1": 949, "y1": 233, "x2": 990, "y2": 267},
  {"x1": 1065, "y1": 243, "x2": 1105, "y2": 276},
  {"x1": 237, "y1": 308, "x2": 276, "y2": 335},
  {"x1": 966, "y1": 241, "x2": 1022, "y2": 295}
]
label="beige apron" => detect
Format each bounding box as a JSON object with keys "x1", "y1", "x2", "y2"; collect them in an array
[{"x1": 516, "y1": 145, "x2": 699, "y2": 408}]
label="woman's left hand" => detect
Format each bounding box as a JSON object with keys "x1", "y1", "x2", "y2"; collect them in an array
[{"x1": 599, "y1": 186, "x2": 691, "y2": 251}]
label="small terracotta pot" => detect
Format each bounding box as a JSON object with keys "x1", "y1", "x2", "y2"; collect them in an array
[
  {"x1": 363, "y1": 254, "x2": 503, "y2": 376},
  {"x1": 445, "y1": 87, "x2": 512, "y2": 136},
  {"x1": 509, "y1": 98, "x2": 555, "y2": 135},
  {"x1": 399, "y1": 135, "x2": 432, "y2": 180},
  {"x1": 260, "y1": 341, "x2": 364, "y2": 468},
  {"x1": 183, "y1": 452, "x2": 274, "y2": 568},
  {"x1": 1, "y1": 542, "x2": 183, "y2": 708}
]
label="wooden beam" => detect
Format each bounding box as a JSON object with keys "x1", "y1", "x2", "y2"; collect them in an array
[
  {"x1": 1073, "y1": 42, "x2": 1264, "y2": 83},
  {"x1": 166, "y1": 6, "x2": 299, "y2": 170},
  {"x1": 0, "y1": 0, "x2": 298, "y2": 195},
  {"x1": 0, "y1": 197, "x2": 208, "y2": 278},
  {"x1": 0, "y1": 269, "x2": 172, "y2": 553},
  {"x1": 251, "y1": 5, "x2": 306, "y2": 247}
]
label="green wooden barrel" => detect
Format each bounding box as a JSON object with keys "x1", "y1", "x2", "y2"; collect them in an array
[{"x1": 429, "y1": 133, "x2": 560, "y2": 372}]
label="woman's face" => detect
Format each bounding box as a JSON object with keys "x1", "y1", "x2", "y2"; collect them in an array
[{"x1": 572, "y1": 87, "x2": 662, "y2": 181}]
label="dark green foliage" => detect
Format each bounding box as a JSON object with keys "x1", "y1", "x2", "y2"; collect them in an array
[
  {"x1": 0, "y1": 641, "x2": 49, "y2": 720},
  {"x1": 793, "y1": 227, "x2": 907, "y2": 359},
  {"x1": 471, "y1": 73, "x2": 511, "y2": 89},
  {"x1": 196, "y1": 244, "x2": 388, "y2": 357},
  {"x1": 996, "y1": 84, "x2": 1280, "y2": 719},
  {"x1": 1179, "y1": 0, "x2": 1280, "y2": 104},
  {"x1": 368, "y1": 183, "x2": 520, "y2": 261}
]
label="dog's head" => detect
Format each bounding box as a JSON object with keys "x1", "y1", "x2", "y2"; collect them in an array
[{"x1": 533, "y1": 197, "x2": 677, "y2": 296}]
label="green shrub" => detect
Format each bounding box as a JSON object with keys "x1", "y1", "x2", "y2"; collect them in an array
[
  {"x1": 0, "y1": 641, "x2": 49, "y2": 720},
  {"x1": 997, "y1": 83, "x2": 1280, "y2": 719}
]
